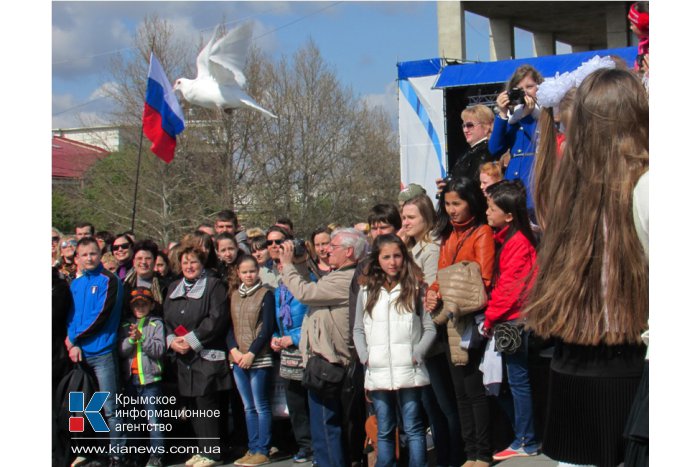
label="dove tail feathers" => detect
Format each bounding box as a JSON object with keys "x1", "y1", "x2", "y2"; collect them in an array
[{"x1": 238, "y1": 98, "x2": 278, "y2": 118}]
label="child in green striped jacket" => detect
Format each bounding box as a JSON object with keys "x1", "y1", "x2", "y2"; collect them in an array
[{"x1": 119, "y1": 286, "x2": 166, "y2": 467}]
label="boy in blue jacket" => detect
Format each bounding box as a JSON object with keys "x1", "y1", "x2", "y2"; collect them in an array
[{"x1": 66, "y1": 237, "x2": 125, "y2": 467}]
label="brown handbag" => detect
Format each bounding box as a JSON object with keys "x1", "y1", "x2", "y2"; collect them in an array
[{"x1": 433, "y1": 260, "x2": 488, "y2": 325}]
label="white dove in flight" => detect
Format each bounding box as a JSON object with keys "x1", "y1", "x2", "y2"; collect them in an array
[{"x1": 174, "y1": 22, "x2": 277, "y2": 118}]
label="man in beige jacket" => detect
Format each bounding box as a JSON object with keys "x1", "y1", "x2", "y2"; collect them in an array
[{"x1": 278, "y1": 227, "x2": 367, "y2": 467}]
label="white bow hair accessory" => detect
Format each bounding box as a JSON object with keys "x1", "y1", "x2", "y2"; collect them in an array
[{"x1": 537, "y1": 55, "x2": 616, "y2": 108}]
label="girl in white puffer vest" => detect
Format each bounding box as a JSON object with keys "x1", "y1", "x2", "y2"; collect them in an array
[{"x1": 353, "y1": 234, "x2": 436, "y2": 467}]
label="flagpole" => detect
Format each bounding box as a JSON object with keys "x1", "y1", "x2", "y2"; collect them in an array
[{"x1": 130, "y1": 124, "x2": 145, "y2": 233}]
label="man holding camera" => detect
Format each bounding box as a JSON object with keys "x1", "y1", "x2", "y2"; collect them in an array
[{"x1": 278, "y1": 228, "x2": 368, "y2": 467}]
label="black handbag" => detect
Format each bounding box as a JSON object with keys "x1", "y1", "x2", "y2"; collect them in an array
[
  {"x1": 302, "y1": 355, "x2": 345, "y2": 398},
  {"x1": 493, "y1": 321, "x2": 523, "y2": 355}
]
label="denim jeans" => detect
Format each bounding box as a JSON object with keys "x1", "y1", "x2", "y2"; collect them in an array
[
  {"x1": 308, "y1": 389, "x2": 346, "y2": 467},
  {"x1": 85, "y1": 351, "x2": 125, "y2": 454},
  {"x1": 233, "y1": 365, "x2": 272, "y2": 455},
  {"x1": 371, "y1": 388, "x2": 427, "y2": 467},
  {"x1": 125, "y1": 380, "x2": 165, "y2": 450},
  {"x1": 498, "y1": 329, "x2": 538, "y2": 453},
  {"x1": 423, "y1": 353, "x2": 463, "y2": 466}
]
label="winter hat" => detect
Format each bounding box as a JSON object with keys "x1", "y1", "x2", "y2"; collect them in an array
[{"x1": 628, "y1": 2, "x2": 649, "y2": 33}]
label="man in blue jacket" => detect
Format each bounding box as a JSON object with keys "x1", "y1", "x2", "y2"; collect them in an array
[{"x1": 66, "y1": 237, "x2": 125, "y2": 466}]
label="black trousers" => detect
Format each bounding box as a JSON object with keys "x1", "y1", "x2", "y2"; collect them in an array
[
  {"x1": 189, "y1": 391, "x2": 227, "y2": 461},
  {"x1": 447, "y1": 346, "x2": 491, "y2": 463},
  {"x1": 285, "y1": 378, "x2": 313, "y2": 451},
  {"x1": 341, "y1": 355, "x2": 367, "y2": 466}
]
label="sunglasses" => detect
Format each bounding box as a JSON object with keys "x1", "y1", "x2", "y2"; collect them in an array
[
  {"x1": 112, "y1": 243, "x2": 131, "y2": 251},
  {"x1": 61, "y1": 240, "x2": 77, "y2": 248},
  {"x1": 462, "y1": 122, "x2": 480, "y2": 129},
  {"x1": 266, "y1": 239, "x2": 285, "y2": 246},
  {"x1": 52, "y1": 236, "x2": 60, "y2": 243},
  {"x1": 131, "y1": 288, "x2": 153, "y2": 298}
]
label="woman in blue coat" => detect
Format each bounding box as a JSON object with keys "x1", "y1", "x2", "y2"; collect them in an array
[{"x1": 489, "y1": 64, "x2": 543, "y2": 216}]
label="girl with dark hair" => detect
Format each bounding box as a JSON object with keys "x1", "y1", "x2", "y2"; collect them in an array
[
  {"x1": 214, "y1": 232, "x2": 243, "y2": 287},
  {"x1": 353, "y1": 234, "x2": 436, "y2": 467},
  {"x1": 426, "y1": 176, "x2": 495, "y2": 467},
  {"x1": 154, "y1": 251, "x2": 176, "y2": 287},
  {"x1": 482, "y1": 180, "x2": 539, "y2": 461},
  {"x1": 310, "y1": 226, "x2": 333, "y2": 276},
  {"x1": 524, "y1": 68, "x2": 648, "y2": 467}
]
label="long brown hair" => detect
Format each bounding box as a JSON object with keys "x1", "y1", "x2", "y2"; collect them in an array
[
  {"x1": 533, "y1": 88, "x2": 577, "y2": 229},
  {"x1": 361, "y1": 234, "x2": 424, "y2": 316},
  {"x1": 401, "y1": 193, "x2": 438, "y2": 248},
  {"x1": 524, "y1": 68, "x2": 648, "y2": 346}
]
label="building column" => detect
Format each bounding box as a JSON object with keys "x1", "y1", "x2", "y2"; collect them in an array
[
  {"x1": 489, "y1": 18, "x2": 514, "y2": 60},
  {"x1": 533, "y1": 31, "x2": 555, "y2": 57},
  {"x1": 606, "y1": 3, "x2": 628, "y2": 48},
  {"x1": 437, "y1": 1, "x2": 465, "y2": 60}
]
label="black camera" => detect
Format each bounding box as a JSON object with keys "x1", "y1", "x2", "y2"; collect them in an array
[
  {"x1": 436, "y1": 175, "x2": 453, "y2": 199},
  {"x1": 292, "y1": 238, "x2": 307, "y2": 257},
  {"x1": 507, "y1": 87, "x2": 525, "y2": 105}
]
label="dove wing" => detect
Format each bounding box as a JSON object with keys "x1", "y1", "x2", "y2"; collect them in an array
[
  {"x1": 208, "y1": 21, "x2": 253, "y2": 87},
  {"x1": 195, "y1": 25, "x2": 221, "y2": 79}
]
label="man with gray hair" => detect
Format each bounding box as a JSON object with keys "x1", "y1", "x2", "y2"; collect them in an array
[{"x1": 278, "y1": 227, "x2": 367, "y2": 467}]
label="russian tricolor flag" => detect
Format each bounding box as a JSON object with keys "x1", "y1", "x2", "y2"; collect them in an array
[{"x1": 143, "y1": 53, "x2": 185, "y2": 163}]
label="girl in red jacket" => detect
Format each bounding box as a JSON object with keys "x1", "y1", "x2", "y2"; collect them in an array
[{"x1": 482, "y1": 180, "x2": 540, "y2": 461}]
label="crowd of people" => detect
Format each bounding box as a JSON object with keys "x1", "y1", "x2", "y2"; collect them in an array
[{"x1": 52, "y1": 4, "x2": 649, "y2": 467}]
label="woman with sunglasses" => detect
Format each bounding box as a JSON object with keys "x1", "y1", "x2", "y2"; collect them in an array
[
  {"x1": 57, "y1": 235, "x2": 78, "y2": 281},
  {"x1": 111, "y1": 233, "x2": 135, "y2": 281},
  {"x1": 436, "y1": 104, "x2": 496, "y2": 196},
  {"x1": 453, "y1": 105, "x2": 497, "y2": 183},
  {"x1": 263, "y1": 226, "x2": 291, "y2": 289}
]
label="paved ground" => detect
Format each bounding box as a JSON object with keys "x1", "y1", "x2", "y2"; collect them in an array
[{"x1": 166, "y1": 451, "x2": 557, "y2": 466}]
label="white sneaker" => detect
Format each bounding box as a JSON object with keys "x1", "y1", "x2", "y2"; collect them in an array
[
  {"x1": 193, "y1": 456, "x2": 223, "y2": 467},
  {"x1": 185, "y1": 454, "x2": 204, "y2": 466}
]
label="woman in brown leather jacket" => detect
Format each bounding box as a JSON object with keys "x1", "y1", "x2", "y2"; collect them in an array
[{"x1": 425, "y1": 176, "x2": 496, "y2": 467}]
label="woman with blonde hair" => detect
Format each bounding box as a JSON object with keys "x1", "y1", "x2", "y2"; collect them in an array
[
  {"x1": 524, "y1": 68, "x2": 648, "y2": 467},
  {"x1": 437, "y1": 105, "x2": 497, "y2": 195}
]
